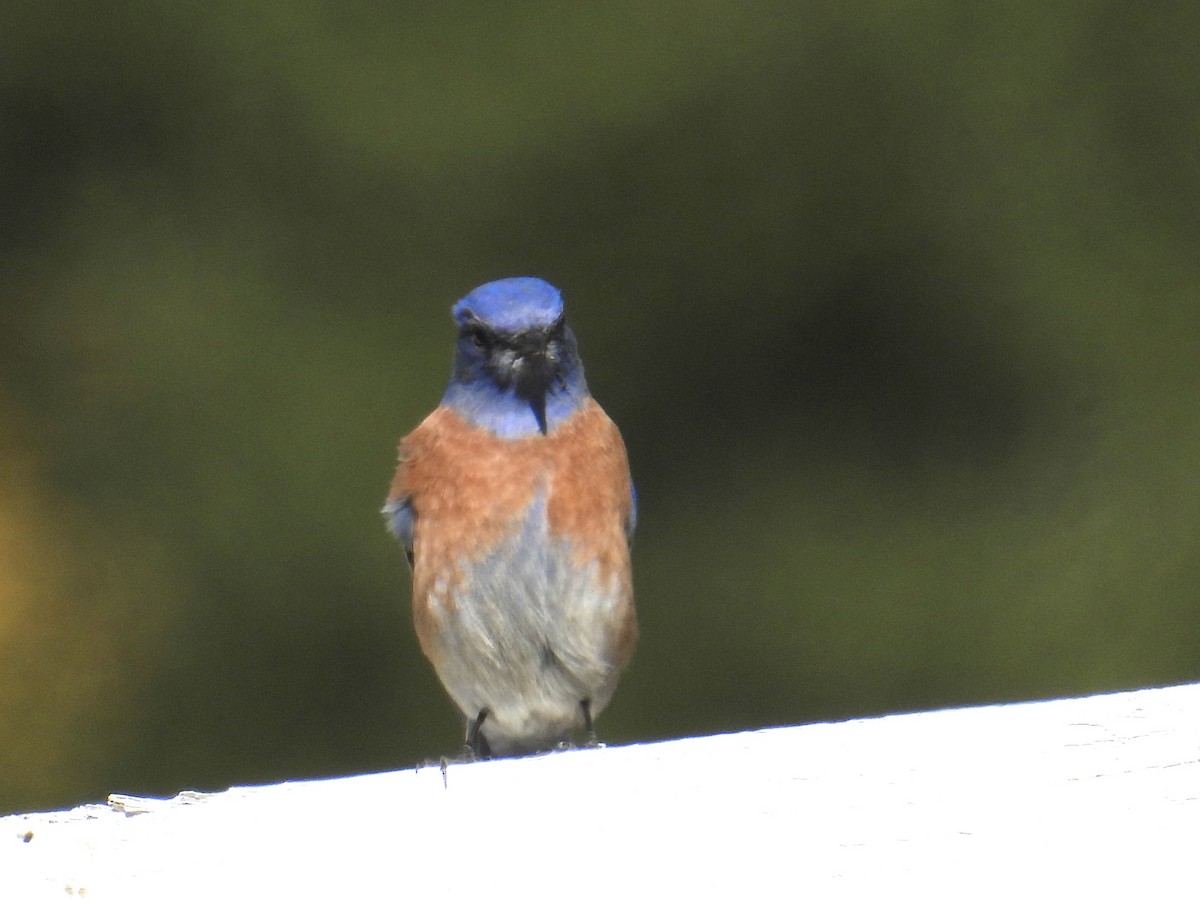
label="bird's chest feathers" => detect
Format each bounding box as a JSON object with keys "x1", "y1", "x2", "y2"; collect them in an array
[{"x1": 401, "y1": 403, "x2": 632, "y2": 605}]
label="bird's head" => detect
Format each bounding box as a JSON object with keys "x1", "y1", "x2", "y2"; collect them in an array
[{"x1": 443, "y1": 278, "x2": 588, "y2": 436}]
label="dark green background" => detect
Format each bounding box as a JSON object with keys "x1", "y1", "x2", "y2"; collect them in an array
[{"x1": 4, "y1": 2, "x2": 1199, "y2": 813}]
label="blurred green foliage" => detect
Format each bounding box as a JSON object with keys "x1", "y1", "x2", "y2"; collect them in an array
[{"x1": 3, "y1": 1, "x2": 1199, "y2": 813}]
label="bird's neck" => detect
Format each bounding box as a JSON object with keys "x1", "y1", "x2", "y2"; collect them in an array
[{"x1": 441, "y1": 377, "x2": 589, "y2": 438}]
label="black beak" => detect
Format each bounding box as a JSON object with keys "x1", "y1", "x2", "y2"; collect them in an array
[{"x1": 511, "y1": 329, "x2": 555, "y2": 435}]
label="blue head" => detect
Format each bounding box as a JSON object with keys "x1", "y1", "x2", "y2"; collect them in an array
[{"x1": 441, "y1": 278, "x2": 590, "y2": 437}]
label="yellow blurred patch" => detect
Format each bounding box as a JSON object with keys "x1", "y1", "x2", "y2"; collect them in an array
[{"x1": 0, "y1": 393, "x2": 162, "y2": 812}]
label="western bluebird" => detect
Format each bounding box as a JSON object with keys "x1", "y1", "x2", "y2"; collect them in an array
[{"x1": 384, "y1": 277, "x2": 636, "y2": 757}]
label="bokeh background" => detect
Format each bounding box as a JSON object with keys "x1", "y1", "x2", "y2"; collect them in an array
[{"x1": 4, "y1": 2, "x2": 1199, "y2": 813}]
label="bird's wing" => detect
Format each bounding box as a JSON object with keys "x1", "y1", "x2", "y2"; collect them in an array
[{"x1": 383, "y1": 452, "x2": 416, "y2": 569}]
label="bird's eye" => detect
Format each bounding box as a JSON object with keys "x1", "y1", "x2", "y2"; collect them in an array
[{"x1": 465, "y1": 325, "x2": 490, "y2": 351}]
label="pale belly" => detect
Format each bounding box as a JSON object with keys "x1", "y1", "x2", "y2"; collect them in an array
[{"x1": 421, "y1": 519, "x2": 627, "y2": 754}]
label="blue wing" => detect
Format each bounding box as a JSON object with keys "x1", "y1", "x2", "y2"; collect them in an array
[
  {"x1": 382, "y1": 497, "x2": 415, "y2": 569},
  {"x1": 625, "y1": 482, "x2": 637, "y2": 545}
]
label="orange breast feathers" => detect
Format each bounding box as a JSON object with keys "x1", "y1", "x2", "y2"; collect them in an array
[{"x1": 388, "y1": 399, "x2": 635, "y2": 602}]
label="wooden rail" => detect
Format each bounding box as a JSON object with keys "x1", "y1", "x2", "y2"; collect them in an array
[{"x1": 5, "y1": 682, "x2": 1198, "y2": 897}]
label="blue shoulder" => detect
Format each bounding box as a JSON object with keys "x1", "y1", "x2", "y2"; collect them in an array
[
  {"x1": 626, "y1": 482, "x2": 637, "y2": 544},
  {"x1": 382, "y1": 498, "x2": 414, "y2": 567}
]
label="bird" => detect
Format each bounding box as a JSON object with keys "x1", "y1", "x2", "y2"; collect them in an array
[{"x1": 383, "y1": 277, "x2": 636, "y2": 758}]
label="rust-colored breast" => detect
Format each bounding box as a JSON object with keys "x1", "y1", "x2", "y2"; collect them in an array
[{"x1": 389, "y1": 399, "x2": 635, "y2": 665}]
